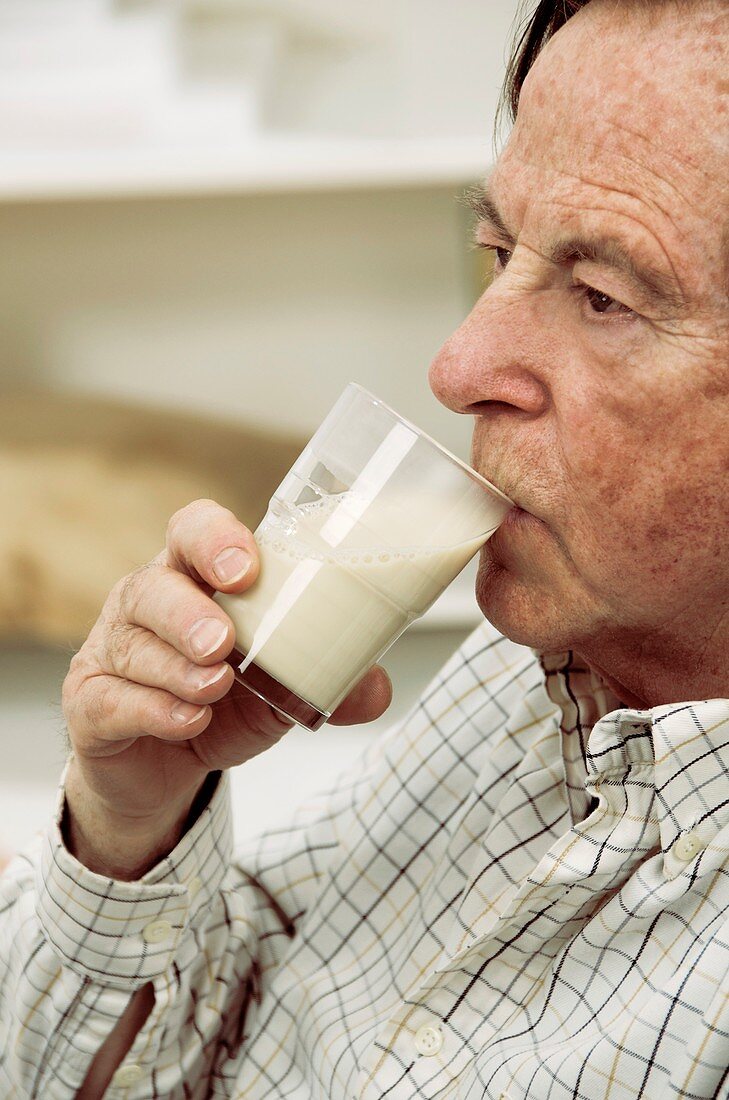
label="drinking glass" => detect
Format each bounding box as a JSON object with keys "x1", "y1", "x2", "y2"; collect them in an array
[{"x1": 216, "y1": 383, "x2": 513, "y2": 729}]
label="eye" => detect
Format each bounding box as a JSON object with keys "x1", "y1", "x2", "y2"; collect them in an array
[
  {"x1": 582, "y1": 285, "x2": 631, "y2": 316},
  {"x1": 494, "y1": 246, "x2": 513, "y2": 271}
]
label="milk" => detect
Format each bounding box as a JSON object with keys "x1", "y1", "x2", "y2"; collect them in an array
[{"x1": 216, "y1": 493, "x2": 496, "y2": 716}]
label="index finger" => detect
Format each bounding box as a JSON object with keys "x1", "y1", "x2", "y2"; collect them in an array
[{"x1": 164, "y1": 498, "x2": 260, "y2": 594}]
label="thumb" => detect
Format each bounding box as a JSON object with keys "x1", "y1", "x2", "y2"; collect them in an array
[{"x1": 328, "y1": 665, "x2": 393, "y2": 726}]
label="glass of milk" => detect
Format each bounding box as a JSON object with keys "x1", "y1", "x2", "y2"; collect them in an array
[{"x1": 215, "y1": 384, "x2": 512, "y2": 730}]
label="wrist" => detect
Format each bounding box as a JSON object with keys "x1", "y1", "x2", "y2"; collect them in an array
[{"x1": 62, "y1": 759, "x2": 209, "y2": 880}]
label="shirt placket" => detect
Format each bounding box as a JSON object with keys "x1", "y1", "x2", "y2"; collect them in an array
[{"x1": 358, "y1": 714, "x2": 660, "y2": 1099}]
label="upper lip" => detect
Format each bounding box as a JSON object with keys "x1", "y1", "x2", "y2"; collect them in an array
[
  {"x1": 492, "y1": 486, "x2": 537, "y2": 520},
  {"x1": 486, "y1": 479, "x2": 526, "y2": 514}
]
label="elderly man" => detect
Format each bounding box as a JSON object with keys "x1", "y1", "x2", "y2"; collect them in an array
[{"x1": 2, "y1": 0, "x2": 727, "y2": 1097}]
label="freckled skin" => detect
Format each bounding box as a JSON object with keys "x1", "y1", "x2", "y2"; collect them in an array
[{"x1": 429, "y1": 1, "x2": 728, "y2": 707}]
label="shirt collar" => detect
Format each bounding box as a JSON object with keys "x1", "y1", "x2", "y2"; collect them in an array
[
  {"x1": 538, "y1": 649, "x2": 623, "y2": 823},
  {"x1": 537, "y1": 650, "x2": 729, "y2": 854}
]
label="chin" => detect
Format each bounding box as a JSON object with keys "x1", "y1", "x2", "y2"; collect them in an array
[{"x1": 475, "y1": 553, "x2": 582, "y2": 653}]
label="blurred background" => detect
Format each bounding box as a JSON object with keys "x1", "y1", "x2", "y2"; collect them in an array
[{"x1": 0, "y1": 0, "x2": 521, "y2": 857}]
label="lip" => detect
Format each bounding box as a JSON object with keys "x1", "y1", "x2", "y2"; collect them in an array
[
  {"x1": 499, "y1": 505, "x2": 537, "y2": 529},
  {"x1": 475, "y1": 468, "x2": 539, "y2": 526},
  {"x1": 477, "y1": 472, "x2": 526, "y2": 517}
]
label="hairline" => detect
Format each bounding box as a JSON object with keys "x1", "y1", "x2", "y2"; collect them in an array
[{"x1": 501, "y1": 0, "x2": 719, "y2": 128}]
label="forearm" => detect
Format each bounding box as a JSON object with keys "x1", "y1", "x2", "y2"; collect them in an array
[
  {"x1": 1, "y1": 769, "x2": 240, "y2": 1097},
  {"x1": 63, "y1": 758, "x2": 217, "y2": 880}
]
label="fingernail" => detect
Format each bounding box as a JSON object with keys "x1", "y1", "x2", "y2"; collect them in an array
[
  {"x1": 189, "y1": 664, "x2": 227, "y2": 691},
  {"x1": 188, "y1": 617, "x2": 228, "y2": 658},
  {"x1": 171, "y1": 702, "x2": 208, "y2": 725},
  {"x1": 213, "y1": 547, "x2": 251, "y2": 584}
]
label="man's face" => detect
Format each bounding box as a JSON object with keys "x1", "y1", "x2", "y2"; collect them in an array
[{"x1": 429, "y1": 1, "x2": 728, "y2": 677}]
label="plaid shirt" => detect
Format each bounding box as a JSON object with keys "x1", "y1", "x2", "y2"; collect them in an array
[{"x1": 1, "y1": 622, "x2": 728, "y2": 1099}]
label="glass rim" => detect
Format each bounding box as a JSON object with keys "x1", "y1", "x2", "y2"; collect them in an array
[{"x1": 347, "y1": 382, "x2": 514, "y2": 509}]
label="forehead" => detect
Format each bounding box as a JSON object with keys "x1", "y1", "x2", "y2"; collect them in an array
[
  {"x1": 513, "y1": 2, "x2": 726, "y2": 163},
  {"x1": 491, "y1": 2, "x2": 728, "y2": 288}
]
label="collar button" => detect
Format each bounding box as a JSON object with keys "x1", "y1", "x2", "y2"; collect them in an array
[{"x1": 142, "y1": 919, "x2": 173, "y2": 945}]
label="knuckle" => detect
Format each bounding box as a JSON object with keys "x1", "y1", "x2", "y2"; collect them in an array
[
  {"x1": 67, "y1": 647, "x2": 88, "y2": 680},
  {"x1": 167, "y1": 498, "x2": 243, "y2": 549},
  {"x1": 83, "y1": 679, "x2": 117, "y2": 733},
  {"x1": 115, "y1": 563, "x2": 155, "y2": 624},
  {"x1": 166, "y1": 498, "x2": 218, "y2": 542},
  {"x1": 134, "y1": 630, "x2": 171, "y2": 689},
  {"x1": 61, "y1": 668, "x2": 78, "y2": 722},
  {"x1": 164, "y1": 649, "x2": 188, "y2": 690},
  {"x1": 156, "y1": 700, "x2": 183, "y2": 735},
  {"x1": 149, "y1": 548, "x2": 167, "y2": 567},
  {"x1": 62, "y1": 646, "x2": 95, "y2": 719},
  {"x1": 139, "y1": 691, "x2": 178, "y2": 737},
  {"x1": 108, "y1": 571, "x2": 132, "y2": 609},
  {"x1": 104, "y1": 620, "x2": 136, "y2": 675},
  {"x1": 165, "y1": 505, "x2": 187, "y2": 544}
]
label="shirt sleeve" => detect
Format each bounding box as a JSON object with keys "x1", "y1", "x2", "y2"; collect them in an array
[{"x1": 0, "y1": 731, "x2": 390, "y2": 1099}]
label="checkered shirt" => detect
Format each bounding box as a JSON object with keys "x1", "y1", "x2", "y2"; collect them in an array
[{"x1": 1, "y1": 622, "x2": 728, "y2": 1099}]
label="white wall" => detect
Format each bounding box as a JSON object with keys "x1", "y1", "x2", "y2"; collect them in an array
[
  {"x1": 0, "y1": 186, "x2": 484, "y2": 457},
  {"x1": 0, "y1": 0, "x2": 521, "y2": 850}
]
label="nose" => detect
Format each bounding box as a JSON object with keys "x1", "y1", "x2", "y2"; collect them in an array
[{"x1": 428, "y1": 287, "x2": 549, "y2": 419}]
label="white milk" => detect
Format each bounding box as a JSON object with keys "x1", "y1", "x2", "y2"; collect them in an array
[{"x1": 216, "y1": 493, "x2": 493, "y2": 715}]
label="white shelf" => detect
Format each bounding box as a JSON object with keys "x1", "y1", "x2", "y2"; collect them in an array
[{"x1": 0, "y1": 136, "x2": 489, "y2": 203}]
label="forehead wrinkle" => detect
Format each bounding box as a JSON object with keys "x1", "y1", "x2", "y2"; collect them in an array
[
  {"x1": 466, "y1": 177, "x2": 689, "y2": 312},
  {"x1": 544, "y1": 183, "x2": 693, "y2": 306}
]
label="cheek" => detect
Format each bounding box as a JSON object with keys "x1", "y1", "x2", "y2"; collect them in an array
[
  {"x1": 551, "y1": 368, "x2": 727, "y2": 613},
  {"x1": 550, "y1": 322, "x2": 677, "y2": 516}
]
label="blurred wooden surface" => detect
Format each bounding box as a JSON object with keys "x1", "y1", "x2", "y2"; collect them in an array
[{"x1": 0, "y1": 390, "x2": 305, "y2": 647}]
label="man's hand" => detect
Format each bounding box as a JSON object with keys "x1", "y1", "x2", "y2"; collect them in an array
[{"x1": 61, "y1": 499, "x2": 392, "y2": 878}]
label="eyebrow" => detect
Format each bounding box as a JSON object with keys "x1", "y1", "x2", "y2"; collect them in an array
[
  {"x1": 465, "y1": 183, "x2": 514, "y2": 242},
  {"x1": 465, "y1": 182, "x2": 687, "y2": 313}
]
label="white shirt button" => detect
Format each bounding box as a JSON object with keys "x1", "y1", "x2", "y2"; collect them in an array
[
  {"x1": 414, "y1": 1022, "x2": 443, "y2": 1056},
  {"x1": 672, "y1": 831, "x2": 704, "y2": 862},
  {"x1": 142, "y1": 919, "x2": 173, "y2": 944},
  {"x1": 112, "y1": 1062, "x2": 143, "y2": 1087},
  {"x1": 188, "y1": 876, "x2": 202, "y2": 900}
]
